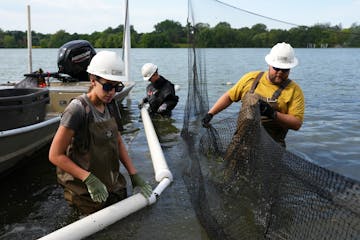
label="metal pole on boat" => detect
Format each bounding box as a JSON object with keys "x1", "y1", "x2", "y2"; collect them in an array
[
  {"x1": 27, "y1": 5, "x2": 32, "y2": 73},
  {"x1": 123, "y1": 0, "x2": 131, "y2": 82}
]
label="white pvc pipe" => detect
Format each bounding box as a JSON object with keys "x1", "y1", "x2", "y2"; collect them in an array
[
  {"x1": 27, "y1": 5, "x2": 32, "y2": 73},
  {"x1": 153, "y1": 177, "x2": 172, "y2": 196},
  {"x1": 38, "y1": 193, "x2": 148, "y2": 240},
  {"x1": 141, "y1": 107, "x2": 173, "y2": 182}
]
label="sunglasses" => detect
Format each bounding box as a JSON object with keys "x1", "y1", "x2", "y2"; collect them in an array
[
  {"x1": 272, "y1": 66, "x2": 290, "y2": 72},
  {"x1": 96, "y1": 79, "x2": 124, "y2": 92}
]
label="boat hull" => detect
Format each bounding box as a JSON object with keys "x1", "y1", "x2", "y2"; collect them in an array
[{"x1": 0, "y1": 116, "x2": 60, "y2": 175}]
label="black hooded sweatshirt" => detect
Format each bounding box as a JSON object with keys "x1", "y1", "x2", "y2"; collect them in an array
[{"x1": 144, "y1": 75, "x2": 179, "y2": 116}]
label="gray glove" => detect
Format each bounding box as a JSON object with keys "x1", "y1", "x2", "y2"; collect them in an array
[
  {"x1": 83, "y1": 173, "x2": 109, "y2": 203},
  {"x1": 157, "y1": 103, "x2": 167, "y2": 113}
]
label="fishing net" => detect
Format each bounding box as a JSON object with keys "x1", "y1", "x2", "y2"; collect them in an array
[{"x1": 181, "y1": 1, "x2": 360, "y2": 239}]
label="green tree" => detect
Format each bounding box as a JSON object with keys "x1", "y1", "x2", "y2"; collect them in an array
[
  {"x1": 196, "y1": 25, "x2": 212, "y2": 47},
  {"x1": 235, "y1": 27, "x2": 253, "y2": 47},
  {"x1": 251, "y1": 32, "x2": 268, "y2": 47},
  {"x1": 105, "y1": 33, "x2": 122, "y2": 48},
  {"x1": 347, "y1": 24, "x2": 360, "y2": 47},
  {"x1": 154, "y1": 20, "x2": 186, "y2": 44},
  {"x1": 0, "y1": 19, "x2": 359, "y2": 48},
  {"x1": 251, "y1": 23, "x2": 267, "y2": 34},
  {"x1": 0, "y1": 29, "x2": 4, "y2": 47},
  {"x1": 3, "y1": 35, "x2": 16, "y2": 48},
  {"x1": 267, "y1": 29, "x2": 289, "y2": 46},
  {"x1": 288, "y1": 26, "x2": 310, "y2": 47},
  {"x1": 47, "y1": 30, "x2": 72, "y2": 48},
  {"x1": 212, "y1": 22, "x2": 238, "y2": 47},
  {"x1": 139, "y1": 32, "x2": 172, "y2": 48}
]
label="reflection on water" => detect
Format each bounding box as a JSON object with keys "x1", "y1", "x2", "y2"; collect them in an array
[{"x1": 152, "y1": 115, "x2": 180, "y2": 147}]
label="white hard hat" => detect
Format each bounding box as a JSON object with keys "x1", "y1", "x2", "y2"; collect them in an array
[
  {"x1": 87, "y1": 50, "x2": 126, "y2": 82},
  {"x1": 265, "y1": 42, "x2": 298, "y2": 69},
  {"x1": 141, "y1": 63, "x2": 158, "y2": 81}
]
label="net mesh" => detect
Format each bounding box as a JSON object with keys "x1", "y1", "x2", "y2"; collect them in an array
[{"x1": 181, "y1": 1, "x2": 360, "y2": 239}]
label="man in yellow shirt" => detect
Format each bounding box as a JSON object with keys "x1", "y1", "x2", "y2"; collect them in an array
[{"x1": 202, "y1": 42, "x2": 305, "y2": 147}]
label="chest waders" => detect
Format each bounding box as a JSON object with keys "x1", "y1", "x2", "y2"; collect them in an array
[
  {"x1": 249, "y1": 72, "x2": 291, "y2": 147},
  {"x1": 57, "y1": 96, "x2": 127, "y2": 214}
]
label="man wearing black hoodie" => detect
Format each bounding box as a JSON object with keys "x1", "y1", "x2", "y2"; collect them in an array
[{"x1": 139, "y1": 63, "x2": 179, "y2": 117}]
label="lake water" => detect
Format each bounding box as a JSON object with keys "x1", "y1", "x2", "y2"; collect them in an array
[{"x1": 0, "y1": 48, "x2": 359, "y2": 239}]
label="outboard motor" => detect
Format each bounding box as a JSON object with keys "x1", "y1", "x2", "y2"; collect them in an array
[{"x1": 57, "y1": 40, "x2": 96, "y2": 81}]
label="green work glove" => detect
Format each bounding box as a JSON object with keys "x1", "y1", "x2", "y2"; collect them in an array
[
  {"x1": 83, "y1": 173, "x2": 109, "y2": 203},
  {"x1": 130, "y1": 174, "x2": 152, "y2": 198}
]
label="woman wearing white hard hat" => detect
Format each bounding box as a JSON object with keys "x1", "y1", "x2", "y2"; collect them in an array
[
  {"x1": 49, "y1": 51, "x2": 152, "y2": 214},
  {"x1": 202, "y1": 42, "x2": 305, "y2": 147}
]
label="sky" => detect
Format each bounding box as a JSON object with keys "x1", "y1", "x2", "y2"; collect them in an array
[{"x1": 0, "y1": 0, "x2": 359, "y2": 34}]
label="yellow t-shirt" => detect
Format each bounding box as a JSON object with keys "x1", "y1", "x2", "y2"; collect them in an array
[{"x1": 228, "y1": 71, "x2": 305, "y2": 122}]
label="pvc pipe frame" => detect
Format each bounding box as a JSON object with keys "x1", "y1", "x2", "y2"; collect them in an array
[
  {"x1": 39, "y1": 108, "x2": 173, "y2": 240},
  {"x1": 140, "y1": 107, "x2": 173, "y2": 182}
]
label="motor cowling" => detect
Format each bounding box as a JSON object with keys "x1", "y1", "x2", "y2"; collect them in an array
[{"x1": 57, "y1": 40, "x2": 96, "y2": 81}]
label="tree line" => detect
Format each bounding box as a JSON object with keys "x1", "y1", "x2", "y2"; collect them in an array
[{"x1": 0, "y1": 20, "x2": 359, "y2": 48}]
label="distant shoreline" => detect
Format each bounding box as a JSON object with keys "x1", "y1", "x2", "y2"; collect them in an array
[{"x1": 1, "y1": 20, "x2": 359, "y2": 48}]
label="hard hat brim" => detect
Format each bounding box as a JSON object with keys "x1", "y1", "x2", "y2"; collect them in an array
[
  {"x1": 87, "y1": 69, "x2": 127, "y2": 82},
  {"x1": 142, "y1": 68, "x2": 157, "y2": 81},
  {"x1": 98, "y1": 73, "x2": 127, "y2": 82},
  {"x1": 265, "y1": 54, "x2": 299, "y2": 69},
  {"x1": 143, "y1": 75, "x2": 152, "y2": 81}
]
